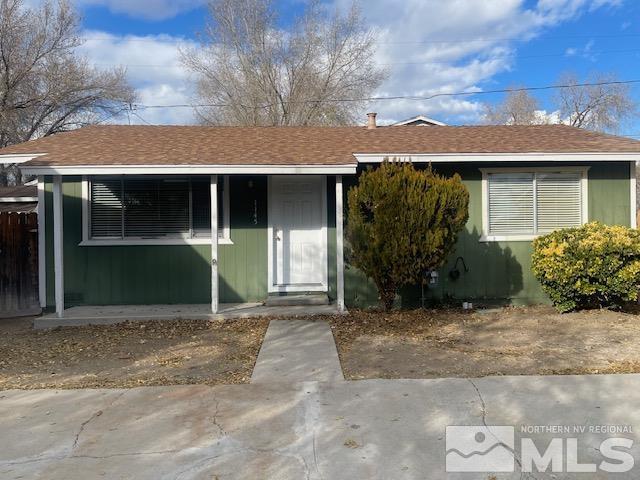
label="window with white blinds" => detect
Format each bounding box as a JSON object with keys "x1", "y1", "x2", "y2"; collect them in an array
[
  {"x1": 535, "y1": 173, "x2": 583, "y2": 233},
  {"x1": 485, "y1": 169, "x2": 586, "y2": 238},
  {"x1": 89, "y1": 176, "x2": 228, "y2": 240}
]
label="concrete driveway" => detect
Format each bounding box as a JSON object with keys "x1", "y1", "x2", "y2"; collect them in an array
[{"x1": 2, "y1": 374, "x2": 640, "y2": 479}]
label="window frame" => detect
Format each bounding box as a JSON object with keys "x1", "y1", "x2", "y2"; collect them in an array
[
  {"x1": 80, "y1": 175, "x2": 232, "y2": 246},
  {"x1": 480, "y1": 166, "x2": 589, "y2": 242}
]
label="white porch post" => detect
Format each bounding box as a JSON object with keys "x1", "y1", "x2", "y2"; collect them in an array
[
  {"x1": 336, "y1": 175, "x2": 345, "y2": 311},
  {"x1": 211, "y1": 175, "x2": 219, "y2": 313},
  {"x1": 52, "y1": 175, "x2": 64, "y2": 317},
  {"x1": 37, "y1": 176, "x2": 46, "y2": 308}
]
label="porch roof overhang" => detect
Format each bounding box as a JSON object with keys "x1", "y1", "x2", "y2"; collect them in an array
[
  {"x1": 14, "y1": 152, "x2": 640, "y2": 176},
  {"x1": 0, "y1": 153, "x2": 45, "y2": 165},
  {"x1": 16, "y1": 163, "x2": 358, "y2": 176}
]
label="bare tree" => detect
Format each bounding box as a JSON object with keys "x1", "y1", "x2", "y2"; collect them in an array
[
  {"x1": 0, "y1": 0, "x2": 135, "y2": 185},
  {"x1": 483, "y1": 89, "x2": 543, "y2": 125},
  {"x1": 556, "y1": 72, "x2": 636, "y2": 133},
  {"x1": 181, "y1": 0, "x2": 387, "y2": 126}
]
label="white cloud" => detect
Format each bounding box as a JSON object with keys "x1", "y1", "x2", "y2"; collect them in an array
[
  {"x1": 331, "y1": 0, "x2": 623, "y2": 124},
  {"x1": 535, "y1": 109, "x2": 564, "y2": 124},
  {"x1": 75, "y1": 0, "x2": 623, "y2": 125},
  {"x1": 76, "y1": 0, "x2": 206, "y2": 21},
  {"x1": 563, "y1": 39, "x2": 598, "y2": 61},
  {"x1": 79, "y1": 31, "x2": 198, "y2": 125}
]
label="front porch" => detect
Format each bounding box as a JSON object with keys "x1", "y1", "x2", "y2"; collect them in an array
[
  {"x1": 34, "y1": 302, "x2": 343, "y2": 329},
  {"x1": 39, "y1": 172, "x2": 348, "y2": 319}
]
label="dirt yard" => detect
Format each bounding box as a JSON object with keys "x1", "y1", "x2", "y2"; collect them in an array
[
  {"x1": 0, "y1": 317, "x2": 268, "y2": 389},
  {"x1": 329, "y1": 306, "x2": 640, "y2": 380}
]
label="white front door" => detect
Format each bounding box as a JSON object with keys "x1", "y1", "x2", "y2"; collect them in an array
[{"x1": 269, "y1": 175, "x2": 327, "y2": 292}]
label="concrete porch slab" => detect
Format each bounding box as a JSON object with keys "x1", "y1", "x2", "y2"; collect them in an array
[{"x1": 34, "y1": 303, "x2": 344, "y2": 329}]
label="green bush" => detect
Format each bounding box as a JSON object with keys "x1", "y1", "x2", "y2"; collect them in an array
[
  {"x1": 531, "y1": 222, "x2": 640, "y2": 312},
  {"x1": 346, "y1": 161, "x2": 469, "y2": 310}
]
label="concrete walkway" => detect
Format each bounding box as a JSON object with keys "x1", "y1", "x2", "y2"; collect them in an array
[
  {"x1": 2, "y1": 374, "x2": 639, "y2": 479},
  {"x1": 251, "y1": 320, "x2": 344, "y2": 383}
]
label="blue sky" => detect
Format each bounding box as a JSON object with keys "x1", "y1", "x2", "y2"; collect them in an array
[{"x1": 63, "y1": 0, "x2": 640, "y2": 136}]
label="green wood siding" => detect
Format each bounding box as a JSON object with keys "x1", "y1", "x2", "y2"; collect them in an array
[
  {"x1": 218, "y1": 176, "x2": 268, "y2": 303},
  {"x1": 42, "y1": 163, "x2": 631, "y2": 308},
  {"x1": 45, "y1": 176, "x2": 269, "y2": 307},
  {"x1": 344, "y1": 162, "x2": 632, "y2": 308}
]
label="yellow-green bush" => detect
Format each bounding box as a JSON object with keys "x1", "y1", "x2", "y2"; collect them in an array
[{"x1": 532, "y1": 222, "x2": 640, "y2": 312}]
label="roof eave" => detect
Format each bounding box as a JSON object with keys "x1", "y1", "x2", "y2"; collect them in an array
[
  {"x1": 354, "y1": 152, "x2": 640, "y2": 162},
  {"x1": 19, "y1": 163, "x2": 359, "y2": 176},
  {"x1": 0, "y1": 153, "x2": 46, "y2": 165}
]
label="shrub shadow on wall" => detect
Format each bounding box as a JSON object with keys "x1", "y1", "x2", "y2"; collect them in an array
[{"x1": 345, "y1": 226, "x2": 528, "y2": 309}]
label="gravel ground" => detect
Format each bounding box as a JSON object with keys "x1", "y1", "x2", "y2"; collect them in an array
[
  {"x1": 0, "y1": 317, "x2": 269, "y2": 389},
  {"x1": 329, "y1": 306, "x2": 640, "y2": 380}
]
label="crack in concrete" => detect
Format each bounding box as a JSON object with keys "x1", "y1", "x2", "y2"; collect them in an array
[
  {"x1": 0, "y1": 455, "x2": 66, "y2": 467},
  {"x1": 2, "y1": 392, "x2": 129, "y2": 471},
  {"x1": 171, "y1": 387, "x2": 316, "y2": 480},
  {"x1": 72, "y1": 411, "x2": 102, "y2": 449},
  {"x1": 70, "y1": 449, "x2": 180, "y2": 460},
  {"x1": 466, "y1": 379, "x2": 540, "y2": 480},
  {"x1": 172, "y1": 455, "x2": 218, "y2": 480},
  {"x1": 312, "y1": 432, "x2": 321, "y2": 480},
  {"x1": 72, "y1": 392, "x2": 125, "y2": 451},
  {"x1": 170, "y1": 439, "x2": 314, "y2": 480},
  {"x1": 466, "y1": 378, "x2": 488, "y2": 426},
  {"x1": 211, "y1": 397, "x2": 227, "y2": 437},
  {"x1": 299, "y1": 382, "x2": 323, "y2": 480}
]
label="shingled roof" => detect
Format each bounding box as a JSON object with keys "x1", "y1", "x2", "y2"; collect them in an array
[
  {"x1": 1, "y1": 124, "x2": 639, "y2": 167},
  {"x1": 0, "y1": 185, "x2": 37, "y2": 199}
]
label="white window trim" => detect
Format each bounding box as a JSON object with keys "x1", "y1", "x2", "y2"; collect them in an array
[
  {"x1": 80, "y1": 175, "x2": 232, "y2": 246},
  {"x1": 480, "y1": 166, "x2": 590, "y2": 242}
]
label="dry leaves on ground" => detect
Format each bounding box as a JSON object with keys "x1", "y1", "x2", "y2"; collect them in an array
[
  {"x1": 328, "y1": 306, "x2": 640, "y2": 380},
  {"x1": 0, "y1": 317, "x2": 269, "y2": 390}
]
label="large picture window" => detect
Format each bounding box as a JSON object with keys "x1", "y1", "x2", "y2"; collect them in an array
[
  {"x1": 86, "y1": 176, "x2": 230, "y2": 244},
  {"x1": 481, "y1": 167, "x2": 588, "y2": 241}
]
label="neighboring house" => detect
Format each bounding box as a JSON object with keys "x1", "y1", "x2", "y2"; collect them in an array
[
  {"x1": 0, "y1": 115, "x2": 638, "y2": 318},
  {"x1": 0, "y1": 183, "x2": 37, "y2": 213},
  {"x1": 392, "y1": 115, "x2": 447, "y2": 126}
]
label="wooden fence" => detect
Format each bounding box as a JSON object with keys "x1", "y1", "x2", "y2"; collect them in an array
[{"x1": 0, "y1": 212, "x2": 39, "y2": 316}]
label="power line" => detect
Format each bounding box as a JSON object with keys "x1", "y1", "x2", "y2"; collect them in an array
[
  {"x1": 130, "y1": 111, "x2": 155, "y2": 126},
  {"x1": 80, "y1": 31, "x2": 640, "y2": 47},
  {"x1": 129, "y1": 78, "x2": 640, "y2": 110},
  {"x1": 87, "y1": 47, "x2": 640, "y2": 70},
  {"x1": 377, "y1": 32, "x2": 640, "y2": 45},
  {"x1": 379, "y1": 48, "x2": 640, "y2": 67}
]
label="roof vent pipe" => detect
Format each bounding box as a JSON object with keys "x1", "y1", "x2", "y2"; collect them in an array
[{"x1": 367, "y1": 112, "x2": 377, "y2": 129}]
